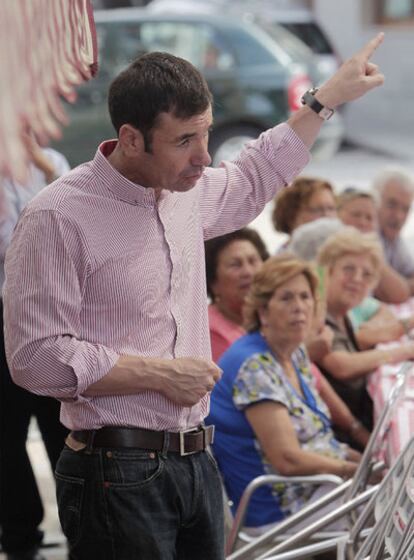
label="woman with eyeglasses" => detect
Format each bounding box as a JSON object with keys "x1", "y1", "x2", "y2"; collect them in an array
[
  {"x1": 337, "y1": 187, "x2": 411, "y2": 304},
  {"x1": 272, "y1": 176, "x2": 337, "y2": 249},
  {"x1": 272, "y1": 176, "x2": 338, "y2": 366},
  {"x1": 208, "y1": 255, "x2": 363, "y2": 533},
  {"x1": 290, "y1": 216, "x2": 414, "y2": 353},
  {"x1": 316, "y1": 227, "x2": 414, "y2": 443}
]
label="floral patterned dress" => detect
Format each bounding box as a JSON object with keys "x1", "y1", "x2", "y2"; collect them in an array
[{"x1": 208, "y1": 330, "x2": 347, "y2": 527}]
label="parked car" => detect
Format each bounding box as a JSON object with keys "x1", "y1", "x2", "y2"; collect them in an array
[
  {"x1": 247, "y1": 4, "x2": 341, "y2": 79},
  {"x1": 53, "y1": 6, "x2": 344, "y2": 167},
  {"x1": 149, "y1": 0, "x2": 342, "y2": 77}
]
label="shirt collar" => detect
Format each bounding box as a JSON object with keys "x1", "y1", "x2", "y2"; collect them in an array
[{"x1": 92, "y1": 140, "x2": 158, "y2": 207}]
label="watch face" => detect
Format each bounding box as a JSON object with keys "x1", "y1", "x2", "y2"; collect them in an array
[
  {"x1": 301, "y1": 90, "x2": 314, "y2": 107},
  {"x1": 319, "y1": 107, "x2": 334, "y2": 120}
]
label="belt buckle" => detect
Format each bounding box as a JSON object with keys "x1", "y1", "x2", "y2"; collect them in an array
[{"x1": 179, "y1": 426, "x2": 204, "y2": 456}]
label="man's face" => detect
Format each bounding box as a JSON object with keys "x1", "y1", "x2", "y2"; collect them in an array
[
  {"x1": 135, "y1": 107, "x2": 213, "y2": 195},
  {"x1": 378, "y1": 182, "x2": 413, "y2": 241}
]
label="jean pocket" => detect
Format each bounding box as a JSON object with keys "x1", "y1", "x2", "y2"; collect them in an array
[
  {"x1": 205, "y1": 446, "x2": 220, "y2": 473},
  {"x1": 55, "y1": 473, "x2": 85, "y2": 546},
  {"x1": 101, "y1": 448, "x2": 164, "y2": 488}
]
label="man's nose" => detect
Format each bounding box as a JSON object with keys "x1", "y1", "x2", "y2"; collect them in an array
[{"x1": 192, "y1": 143, "x2": 212, "y2": 168}]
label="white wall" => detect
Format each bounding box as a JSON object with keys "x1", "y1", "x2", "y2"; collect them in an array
[{"x1": 313, "y1": 0, "x2": 414, "y2": 159}]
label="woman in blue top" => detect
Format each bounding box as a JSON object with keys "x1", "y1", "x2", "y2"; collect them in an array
[{"x1": 208, "y1": 255, "x2": 361, "y2": 531}]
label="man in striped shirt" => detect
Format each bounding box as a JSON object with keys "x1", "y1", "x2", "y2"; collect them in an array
[{"x1": 4, "y1": 36, "x2": 384, "y2": 559}]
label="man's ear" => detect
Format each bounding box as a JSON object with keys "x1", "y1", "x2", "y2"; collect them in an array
[{"x1": 118, "y1": 124, "x2": 145, "y2": 157}]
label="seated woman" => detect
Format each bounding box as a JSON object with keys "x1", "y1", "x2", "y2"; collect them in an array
[
  {"x1": 208, "y1": 255, "x2": 364, "y2": 531},
  {"x1": 205, "y1": 228, "x2": 268, "y2": 362},
  {"x1": 337, "y1": 187, "x2": 411, "y2": 304},
  {"x1": 290, "y1": 217, "x2": 414, "y2": 349},
  {"x1": 271, "y1": 178, "x2": 340, "y2": 363},
  {"x1": 272, "y1": 176, "x2": 337, "y2": 251},
  {"x1": 316, "y1": 228, "x2": 414, "y2": 440}
]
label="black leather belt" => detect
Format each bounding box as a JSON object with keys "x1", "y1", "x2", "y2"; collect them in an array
[{"x1": 69, "y1": 425, "x2": 215, "y2": 456}]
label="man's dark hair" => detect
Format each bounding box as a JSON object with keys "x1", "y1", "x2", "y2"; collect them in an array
[
  {"x1": 205, "y1": 228, "x2": 269, "y2": 300},
  {"x1": 108, "y1": 52, "x2": 213, "y2": 151}
]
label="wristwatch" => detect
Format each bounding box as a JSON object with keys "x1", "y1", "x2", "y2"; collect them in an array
[{"x1": 301, "y1": 87, "x2": 334, "y2": 121}]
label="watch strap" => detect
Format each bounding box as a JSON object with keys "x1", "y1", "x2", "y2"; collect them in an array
[{"x1": 301, "y1": 88, "x2": 334, "y2": 121}]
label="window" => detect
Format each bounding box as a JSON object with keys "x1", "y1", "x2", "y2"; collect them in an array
[{"x1": 137, "y1": 22, "x2": 234, "y2": 71}]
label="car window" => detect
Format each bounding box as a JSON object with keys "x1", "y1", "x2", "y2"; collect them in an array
[
  {"x1": 281, "y1": 22, "x2": 333, "y2": 55},
  {"x1": 222, "y1": 24, "x2": 279, "y2": 67},
  {"x1": 74, "y1": 19, "x2": 237, "y2": 108},
  {"x1": 83, "y1": 21, "x2": 148, "y2": 83},
  {"x1": 258, "y1": 21, "x2": 314, "y2": 63},
  {"x1": 73, "y1": 23, "x2": 122, "y2": 106},
  {"x1": 114, "y1": 21, "x2": 235, "y2": 71}
]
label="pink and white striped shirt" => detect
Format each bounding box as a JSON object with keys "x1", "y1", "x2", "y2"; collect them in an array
[{"x1": 4, "y1": 124, "x2": 308, "y2": 431}]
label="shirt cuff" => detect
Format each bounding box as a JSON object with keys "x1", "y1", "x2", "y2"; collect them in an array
[
  {"x1": 268, "y1": 123, "x2": 311, "y2": 183},
  {"x1": 62, "y1": 346, "x2": 120, "y2": 403}
]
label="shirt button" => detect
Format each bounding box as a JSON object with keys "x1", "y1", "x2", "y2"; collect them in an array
[
  {"x1": 106, "y1": 451, "x2": 113, "y2": 458},
  {"x1": 149, "y1": 452, "x2": 156, "y2": 459}
]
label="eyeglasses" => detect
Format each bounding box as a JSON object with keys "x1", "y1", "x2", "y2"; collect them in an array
[
  {"x1": 384, "y1": 200, "x2": 411, "y2": 214},
  {"x1": 340, "y1": 264, "x2": 375, "y2": 283},
  {"x1": 305, "y1": 205, "x2": 337, "y2": 217}
]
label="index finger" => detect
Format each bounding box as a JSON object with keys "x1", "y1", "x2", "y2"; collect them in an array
[{"x1": 356, "y1": 32, "x2": 384, "y2": 61}]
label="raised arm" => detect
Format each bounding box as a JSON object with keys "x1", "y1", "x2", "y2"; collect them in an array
[{"x1": 288, "y1": 33, "x2": 384, "y2": 148}]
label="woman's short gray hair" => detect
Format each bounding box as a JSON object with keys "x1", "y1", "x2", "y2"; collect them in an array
[
  {"x1": 290, "y1": 217, "x2": 344, "y2": 262},
  {"x1": 317, "y1": 227, "x2": 384, "y2": 280},
  {"x1": 372, "y1": 167, "x2": 414, "y2": 197}
]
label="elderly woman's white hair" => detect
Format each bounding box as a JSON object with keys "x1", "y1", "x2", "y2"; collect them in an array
[
  {"x1": 289, "y1": 217, "x2": 344, "y2": 262},
  {"x1": 317, "y1": 227, "x2": 384, "y2": 280},
  {"x1": 371, "y1": 167, "x2": 414, "y2": 196}
]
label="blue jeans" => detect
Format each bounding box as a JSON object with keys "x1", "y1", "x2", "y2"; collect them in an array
[{"x1": 55, "y1": 438, "x2": 225, "y2": 559}]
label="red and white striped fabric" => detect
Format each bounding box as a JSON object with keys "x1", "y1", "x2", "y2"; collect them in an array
[
  {"x1": 4, "y1": 124, "x2": 309, "y2": 432},
  {"x1": 0, "y1": 0, "x2": 97, "y2": 184},
  {"x1": 368, "y1": 298, "x2": 414, "y2": 464}
]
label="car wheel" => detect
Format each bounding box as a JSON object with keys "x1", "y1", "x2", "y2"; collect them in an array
[{"x1": 209, "y1": 125, "x2": 262, "y2": 167}]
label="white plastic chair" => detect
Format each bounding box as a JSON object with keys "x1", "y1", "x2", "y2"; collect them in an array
[
  {"x1": 259, "y1": 434, "x2": 414, "y2": 560},
  {"x1": 352, "y1": 436, "x2": 414, "y2": 560}
]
